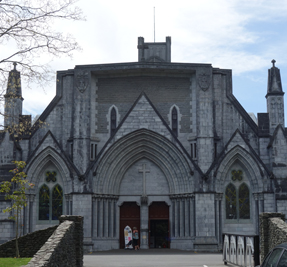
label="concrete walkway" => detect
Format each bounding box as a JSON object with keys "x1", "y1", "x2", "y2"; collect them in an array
[{"x1": 84, "y1": 249, "x2": 231, "y2": 267}]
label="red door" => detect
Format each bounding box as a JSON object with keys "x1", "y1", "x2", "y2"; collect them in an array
[{"x1": 120, "y1": 202, "x2": 140, "y2": 249}]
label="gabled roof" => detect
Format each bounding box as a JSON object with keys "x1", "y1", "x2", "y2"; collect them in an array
[
  {"x1": 26, "y1": 130, "x2": 80, "y2": 177},
  {"x1": 207, "y1": 128, "x2": 270, "y2": 177},
  {"x1": 268, "y1": 124, "x2": 286, "y2": 148}
]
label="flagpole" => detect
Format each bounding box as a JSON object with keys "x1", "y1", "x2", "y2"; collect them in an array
[{"x1": 154, "y1": 7, "x2": 155, "y2": 42}]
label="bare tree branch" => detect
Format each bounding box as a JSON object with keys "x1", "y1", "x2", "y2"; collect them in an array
[
  {"x1": 0, "y1": 0, "x2": 84, "y2": 130},
  {"x1": 0, "y1": 0, "x2": 84, "y2": 88}
]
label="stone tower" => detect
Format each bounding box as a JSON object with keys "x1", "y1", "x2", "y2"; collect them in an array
[
  {"x1": 4, "y1": 63, "x2": 23, "y2": 128},
  {"x1": 266, "y1": 59, "x2": 285, "y2": 134},
  {"x1": 137, "y1": 36, "x2": 171, "y2": 62}
]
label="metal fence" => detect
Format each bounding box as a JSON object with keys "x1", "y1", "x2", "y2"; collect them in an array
[{"x1": 222, "y1": 233, "x2": 260, "y2": 267}]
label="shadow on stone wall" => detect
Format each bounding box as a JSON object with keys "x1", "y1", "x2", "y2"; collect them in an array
[
  {"x1": 25, "y1": 216, "x2": 83, "y2": 267},
  {"x1": 0, "y1": 215, "x2": 83, "y2": 267},
  {"x1": 259, "y1": 212, "x2": 286, "y2": 262},
  {"x1": 0, "y1": 225, "x2": 57, "y2": 257}
]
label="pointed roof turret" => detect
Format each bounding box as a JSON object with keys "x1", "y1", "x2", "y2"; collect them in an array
[
  {"x1": 266, "y1": 59, "x2": 284, "y2": 97},
  {"x1": 4, "y1": 62, "x2": 22, "y2": 99}
]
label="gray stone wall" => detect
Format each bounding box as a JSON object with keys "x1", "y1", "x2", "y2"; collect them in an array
[
  {"x1": 269, "y1": 217, "x2": 287, "y2": 250},
  {"x1": 0, "y1": 225, "x2": 57, "y2": 257},
  {"x1": 259, "y1": 212, "x2": 286, "y2": 262},
  {"x1": 25, "y1": 215, "x2": 83, "y2": 267},
  {"x1": 96, "y1": 76, "x2": 191, "y2": 134}
]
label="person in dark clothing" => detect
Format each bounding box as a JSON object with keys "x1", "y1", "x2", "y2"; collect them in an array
[{"x1": 132, "y1": 227, "x2": 139, "y2": 250}]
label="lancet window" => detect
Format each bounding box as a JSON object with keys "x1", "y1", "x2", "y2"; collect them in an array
[
  {"x1": 225, "y1": 170, "x2": 250, "y2": 220},
  {"x1": 39, "y1": 171, "x2": 63, "y2": 221},
  {"x1": 172, "y1": 107, "x2": 178, "y2": 137},
  {"x1": 111, "y1": 107, "x2": 117, "y2": 136}
]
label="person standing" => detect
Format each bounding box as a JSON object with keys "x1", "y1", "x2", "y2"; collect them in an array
[{"x1": 132, "y1": 227, "x2": 139, "y2": 250}]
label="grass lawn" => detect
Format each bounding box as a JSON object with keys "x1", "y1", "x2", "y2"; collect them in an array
[{"x1": 0, "y1": 258, "x2": 31, "y2": 267}]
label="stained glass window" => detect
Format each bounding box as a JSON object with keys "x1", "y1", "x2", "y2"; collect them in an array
[
  {"x1": 239, "y1": 183, "x2": 250, "y2": 219},
  {"x1": 39, "y1": 182, "x2": 63, "y2": 221},
  {"x1": 39, "y1": 184, "x2": 50, "y2": 220},
  {"x1": 172, "y1": 107, "x2": 178, "y2": 137},
  {"x1": 225, "y1": 171, "x2": 250, "y2": 221},
  {"x1": 52, "y1": 185, "x2": 63, "y2": 220},
  {"x1": 225, "y1": 183, "x2": 237, "y2": 219},
  {"x1": 111, "y1": 107, "x2": 117, "y2": 136}
]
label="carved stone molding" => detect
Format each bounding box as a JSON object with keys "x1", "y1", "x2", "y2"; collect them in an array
[
  {"x1": 75, "y1": 70, "x2": 89, "y2": 93},
  {"x1": 92, "y1": 194, "x2": 119, "y2": 200},
  {"x1": 198, "y1": 69, "x2": 211, "y2": 91},
  {"x1": 215, "y1": 193, "x2": 223, "y2": 201},
  {"x1": 169, "y1": 193, "x2": 194, "y2": 199}
]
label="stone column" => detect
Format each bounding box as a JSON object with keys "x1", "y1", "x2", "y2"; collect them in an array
[
  {"x1": 215, "y1": 193, "x2": 223, "y2": 243},
  {"x1": 115, "y1": 203, "x2": 120, "y2": 245},
  {"x1": 189, "y1": 196, "x2": 194, "y2": 237},
  {"x1": 29, "y1": 194, "x2": 35, "y2": 233},
  {"x1": 92, "y1": 196, "x2": 97, "y2": 238},
  {"x1": 140, "y1": 198, "x2": 149, "y2": 249},
  {"x1": 99, "y1": 198, "x2": 104, "y2": 238},
  {"x1": 110, "y1": 199, "x2": 114, "y2": 238},
  {"x1": 180, "y1": 199, "x2": 184, "y2": 237},
  {"x1": 185, "y1": 198, "x2": 189, "y2": 237},
  {"x1": 104, "y1": 199, "x2": 109, "y2": 237},
  {"x1": 174, "y1": 199, "x2": 179, "y2": 237},
  {"x1": 65, "y1": 194, "x2": 71, "y2": 215}
]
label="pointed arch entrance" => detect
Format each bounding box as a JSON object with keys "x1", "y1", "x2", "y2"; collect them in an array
[{"x1": 93, "y1": 129, "x2": 194, "y2": 250}]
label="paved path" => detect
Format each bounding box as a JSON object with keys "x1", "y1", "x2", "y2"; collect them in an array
[{"x1": 84, "y1": 249, "x2": 230, "y2": 267}]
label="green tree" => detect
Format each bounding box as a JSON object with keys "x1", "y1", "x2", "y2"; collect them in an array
[{"x1": 0, "y1": 161, "x2": 34, "y2": 258}]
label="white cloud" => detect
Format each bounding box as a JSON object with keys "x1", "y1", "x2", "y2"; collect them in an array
[{"x1": 1, "y1": 0, "x2": 287, "y2": 120}]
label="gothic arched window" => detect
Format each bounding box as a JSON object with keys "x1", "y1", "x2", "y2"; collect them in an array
[
  {"x1": 39, "y1": 184, "x2": 50, "y2": 220},
  {"x1": 172, "y1": 107, "x2": 178, "y2": 137},
  {"x1": 225, "y1": 183, "x2": 237, "y2": 219},
  {"x1": 239, "y1": 183, "x2": 250, "y2": 219},
  {"x1": 39, "y1": 171, "x2": 63, "y2": 221},
  {"x1": 111, "y1": 107, "x2": 117, "y2": 136},
  {"x1": 225, "y1": 171, "x2": 250, "y2": 220},
  {"x1": 52, "y1": 185, "x2": 63, "y2": 220}
]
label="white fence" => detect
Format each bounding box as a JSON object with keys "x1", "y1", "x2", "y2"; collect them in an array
[{"x1": 222, "y1": 233, "x2": 260, "y2": 267}]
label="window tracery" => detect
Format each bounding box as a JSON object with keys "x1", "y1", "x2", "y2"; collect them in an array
[
  {"x1": 39, "y1": 171, "x2": 63, "y2": 221},
  {"x1": 225, "y1": 170, "x2": 250, "y2": 220}
]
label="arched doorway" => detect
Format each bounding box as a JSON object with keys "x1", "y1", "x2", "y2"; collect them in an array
[
  {"x1": 120, "y1": 202, "x2": 140, "y2": 249},
  {"x1": 149, "y1": 202, "x2": 169, "y2": 248}
]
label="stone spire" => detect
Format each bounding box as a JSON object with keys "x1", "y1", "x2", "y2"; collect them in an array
[
  {"x1": 266, "y1": 60, "x2": 285, "y2": 133},
  {"x1": 266, "y1": 59, "x2": 283, "y2": 96},
  {"x1": 4, "y1": 63, "x2": 23, "y2": 128},
  {"x1": 5, "y1": 62, "x2": 22, "y2": 97}
]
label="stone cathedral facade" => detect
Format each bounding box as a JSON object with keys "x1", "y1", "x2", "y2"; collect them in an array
[{"x1": 1, "y1": 37, "x2": 287, "y2": 251}]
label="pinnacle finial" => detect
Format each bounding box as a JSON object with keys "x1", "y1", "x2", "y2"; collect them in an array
[
  {"x1": 13, "y1": 62, "x2": 17, "y2": 70},
  {"x1": 271, "y1": 59, "x2": 276, "y2": 67}
]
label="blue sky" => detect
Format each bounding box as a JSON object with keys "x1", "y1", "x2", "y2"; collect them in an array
[{"x1": 4, "y1": 0, "x2": 287, "y2": 124}]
